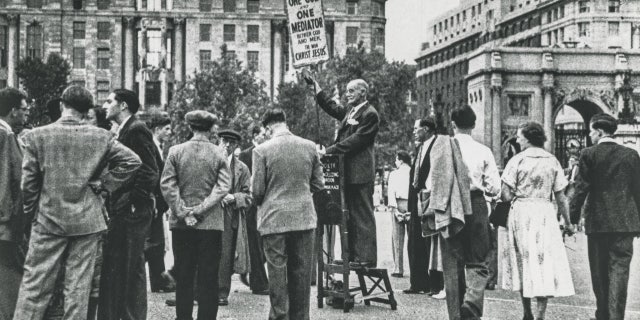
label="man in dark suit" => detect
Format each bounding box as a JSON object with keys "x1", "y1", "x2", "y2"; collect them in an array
[
  {"x1": 238, "y1": 125, "x2": 270, "y2": 295},
  {"x1": 305, "y1": 75, "x2": 380, "y2": 267},
  {"x1": 404, "y1": 117, "x2": 444, "y2": 296},
  {"x1": 100, "y1": 89, "x2": 159, "y2": 320},
  {"x1": 252, "y1": 109, "x2": 324, "y2": 320},
  {"x1": 570, "y1": 113, "x2": 640, "y2": 320}
]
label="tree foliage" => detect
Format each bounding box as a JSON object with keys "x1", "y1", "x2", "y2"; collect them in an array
[
  {"x1": 16, "y1": 53, "x2": 71, "y2": 126},
  {"x1": 275, "y1": 43, "x2": 417, "y2": 168},
  {"x1": 168, "y1": 45, "x2": 271, "y2": 146}
]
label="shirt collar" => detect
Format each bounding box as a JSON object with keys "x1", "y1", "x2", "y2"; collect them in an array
[
  {"x1": 350, "y1": 101, "x2": 368, "y2": 116},
  {"x1": 454, "y1": 133, "x2": 473, "y2": 141},
  {"x1": 116, "y1": 115, "x2": 132, "y2": 137},
  {"x1": 272, "y1": 129, "x2": 292, "y2": 138},
  {"x1": 598, "y1": 136, "x2": 617, "y2": 144},
  {"x1": 0, "y1": 118, "x2": 12, "y2": 132}
]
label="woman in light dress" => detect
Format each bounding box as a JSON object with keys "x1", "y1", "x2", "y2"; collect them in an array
[{"x1": 500, "y1": 121, "x2": 575, "y2": 320}]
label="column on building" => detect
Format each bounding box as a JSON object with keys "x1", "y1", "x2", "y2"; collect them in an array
[
  {"x1": 139, "y1": 71, "x2": 146, "y2": 108},
  {"x1": 490, "y1": 84, "x2": 502, "y2": 164},
  {"x1": 325, "y1": 21, "x2": 335, "y2": 58},
  {"x1": 160, "y1": 24, "x2": 168, "y2": 108},
  {"x1": 138, "y1": 24, "x2": 148, "y2": 107},
  {"x1": 543, "y1": 86, "x2": 554, "y2": 152},
  {"x1": 174, "y1": 18, "x2": 184, "y2": 83},
  {"x1": 7, "y1": 14, "x2": 18, "y2": 87},
  {"x1": 271, "y1": 20, "x2": 283, "y2": 98},
  {"x1": 124, "y1": 17, "x2": 136, "y2": 90},
  {"x1": 633, "y1": 26, "x2": 640, "y2": 49}
]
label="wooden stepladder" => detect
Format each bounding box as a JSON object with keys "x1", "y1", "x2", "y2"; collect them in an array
[{"x1": 314, "y1": 154, "x2": 397, "y2": 313}]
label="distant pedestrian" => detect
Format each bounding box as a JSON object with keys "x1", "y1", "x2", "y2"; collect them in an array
[
  {"x1": 14, "y1": 86, "x2": 141, "y2": 320},
  {"x1": 570, "y1": 113, "x2": 640, "y2": 320},
  {"x1": 386, "y1": 150, "x2": 411, "y2": 278},
  {"x1": 500, "y1": 121, "x2": 575, "y2": 320},
  {"x1": 251, "y1": 109, "x2": 324, "y2": 320},
  {"x1": 161, "y1": 110, "x2": 231, "y2": 320}
]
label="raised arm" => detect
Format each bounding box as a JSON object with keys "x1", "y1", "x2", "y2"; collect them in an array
[
  {"x1": 100, "y1": 139, "x2": 142, "y2": 194},
  {"x1": 315, "y1": 90, "x2": 349, "y2": 121},
  {"x1": 326, "y1": 111, "x2": 379, "y2": 155}
]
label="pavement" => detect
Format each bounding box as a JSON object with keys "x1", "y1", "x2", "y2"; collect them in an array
[{"x1": 149, "y1": 208, "x2": 640, "y2": 319}]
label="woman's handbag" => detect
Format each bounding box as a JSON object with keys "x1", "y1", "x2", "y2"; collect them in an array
[{"x1": 489, "y1": 201, "x2": 511, "y2": 228}]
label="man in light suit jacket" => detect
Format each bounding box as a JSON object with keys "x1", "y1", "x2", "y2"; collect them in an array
[
  {"x1": 100, "y1": 88, "x2": 159, "y2": 320},
  {"x1": 0, "y1": 87, "x2": 28, "y2": 320},
  {"x1": 14, "y1": 86, "x2": 141, "y2": 320},
  {"x1": 305, "y1": 74, "x2": 380, "y2": 267},
  {"x1": 570, "y1": 113, "x2": 640, "y2": 320},
  {"x1": 252, "y1": 109, "x2": 324, "y2": 320}
]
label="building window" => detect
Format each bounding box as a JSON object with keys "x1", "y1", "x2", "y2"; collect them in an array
[
  {"x1": 26, "y1": 24, "x2": 42, "y2": 58},
  {"x1": 223, "y1": 0, "x2": 236, "y2": 12},
  {"x1": 73, "y1": 0, "x2": 82, "y2": 9},
  {"x1": 223, "y1": 24, "x2": 235, "y2": 42},
  {"x1": 609, "y1": 0, "x2": 620, "y2": 12},
  {"x1": 200, "y1": 24, "x2": 211, "y2": 42},
  {"x1": 472, "y1": 6, "x2": 475, "y2": 17},
  {"x1": 145, "y1": 81, "x2": 161, "y2": 105},
  {"x1": 0, "y1": 26, "x2": 6, "y2": 68},
  {"x1": 97, "y1": 0, "x2": 109, "y2": 9},
  {"x1": 346, "y1": 27, "x2": 359, "y2": 45},
  {"x1": 73, "y1": 22, "x2": 86, "y2": 39},
  {"x1": 608, "y1": 22, "x2": 619, "y2": 36},
  {"x1": 578, "y1": 22, "x2": 590, "y2": 37},
  {"x1": 225, "y1": 50, "x2": 236, "y2": 59},
  {"x1": 374, "y1": 28, "x2": 384, "y2": 48},
  {"x1": 199, "y1": 0, "x2": 212, "y2": 11},
  {"x1": 97, "y1": 48, "x2": 110, "y2": 69},
  {"x1": 97, "y1": 81, "x2": 109, "y2": 104},
  {"x1": 372, "y1": 1, "x2": 384, "y2": 16},
  {"x1": 72, "y1": 80, "x2": 86, "y2": 87},
  {"x1": 97, "y1": 22, "x2": 110, "y2": 40},
  {"x1": 146, "y1": 30, "x2": 162, "y2": 67},
  {"x1": 73, "y1": 47, "x2": 85, "y2": 69},
  {"x1": 433, "y1": 25, "x2": 437, "y2": 35},
  {"x1": 199, "y1": 50, "x2": 211, "y2": 69},
  {"x1": 247, "y1": 0, "x2": 259, "y2": 13},
  {"x1": 346, "y1": 0, "x2": 358, "y2": 15},
  {"x1": 247, "y1": 51, "x2": 258, "y2": 71},
  {"x1": 462, "y1": 10, "x2": 466, "y2": 21},
  {"x1": 478, "y1": 3, "x2": 481, "y2": 14},
  {"x1": 579, "y1": 0, "x2": 589, "y2": 13},
  {"x1": 27, "y1": 0, "x2": 42, "y2": 8},
  {"x1": 247, "y1": 25, "x2": 259, "y2": 43}
]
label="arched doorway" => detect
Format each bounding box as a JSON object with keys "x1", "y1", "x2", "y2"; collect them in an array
[{"x1": 553, "y1": 99, "x2": 606, "y2": 167}]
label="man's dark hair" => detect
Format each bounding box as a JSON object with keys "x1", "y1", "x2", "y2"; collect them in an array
[
  {"x1": 251, "y1": 124, "x2": 262, "y2": 137},
  {"x1": 0, "y1": 87, "x2": 27, "y2": 117},
  {"x1": 92, "y1": 107, "x2": 112, "y2": 131},
  {"x1": 419, "y1": 116, "x2": 437, "y2": 132},
  {"x1": 113, "y1": 89, "x2": 140, "y2": 114},
  {"x1": 261, "y1": 108, "x2": 286, "y2": 127},
  {"x1": 397, "y1": 150, "x2": 411, "y2": 166},
  {"x1": 451, "y1": 105, "x2": 476, "y2": 129},
  {"x1": 590, "y1": 113, "x2": 617, "y2": 135},
  {"x1": 518, "y1": 121, "x2": 546, "y2": 147}
]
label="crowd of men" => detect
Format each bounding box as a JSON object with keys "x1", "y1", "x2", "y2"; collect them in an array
[{"x1": 0, "y1": 68, "x2": 638, "y2": 320}]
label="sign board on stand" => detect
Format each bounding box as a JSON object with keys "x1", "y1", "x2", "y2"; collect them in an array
[{"x1": 284, "y1": 0, "x2": 330, "y2": 68}]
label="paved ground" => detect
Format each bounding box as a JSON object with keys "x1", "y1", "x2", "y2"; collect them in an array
[{"x1": 149, "y1": 208, "x2": 640, "y2": 319}]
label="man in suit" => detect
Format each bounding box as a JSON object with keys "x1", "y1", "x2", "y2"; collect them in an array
[
  {"x1": 161, "y1": 110, "x2": 231, "y2": 320},
  {"x1": 238, "y1": 125, "x2": 270, "y2": 295},
  {"x1": 404, "y1": 117, "x2": 444, "y2": 297},
  {"x1": 217, "y1": 129, "x2": 252, "y2": 306},
  {"x1": 14, "y1": 86, "x2": 141, "y2": 320},
  {"x1": 252, "y1": 109, "x2": 324, "y2": 320},
  {"x1": 570, "y1": 113, "x2": 640, "y2": 320},
  {"x1": 305, "y1": 74, "x2": 380, "y2": 267},
  {"x1": 100, "y1": 88, "x2": 159, "y2": 320},
  {"x1": 0, "y1": 88, "x2": 28, "y2": 320}
]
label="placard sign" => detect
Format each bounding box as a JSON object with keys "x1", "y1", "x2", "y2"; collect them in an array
[
  {"x1": 285, "y1": 0, "x2": 330, "y2": 67},
  {"x1": 313, "y1": 154, "x2": 343, "y2": 225}
]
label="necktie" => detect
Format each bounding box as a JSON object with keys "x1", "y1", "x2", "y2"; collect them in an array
[{"x1": 412, "y1": 144, "x2": 423, "y2": 189}]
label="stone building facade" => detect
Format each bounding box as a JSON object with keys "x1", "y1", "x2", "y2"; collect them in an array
[
  {"x1": 0, "y1": 0, "x2": 386, "y2": 107},
  {"x1": 416, "y1": 0, "x2": 640, "y2": 165}
]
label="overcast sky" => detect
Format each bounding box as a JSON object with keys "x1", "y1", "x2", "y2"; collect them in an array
[{"x1": 385, "y1": 0, "x2": 460, "y2": 64}]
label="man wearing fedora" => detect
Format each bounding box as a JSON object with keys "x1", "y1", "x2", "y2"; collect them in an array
[
  {"x1": 217, "y1": 129, "x2": 253, "y2": 306},
  {"x1": 14, "y1": 86, "x2": 141, "y2": 320},
  {"x1": 161, "y1": 110, "x2": 231, "y2": 320}
]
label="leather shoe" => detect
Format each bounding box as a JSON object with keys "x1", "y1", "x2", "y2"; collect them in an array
[
  {"x1": 390, "y1": 272, "x2": 403, "y2": 278},
  {"x1": 402, "y1": 288, "x2": 426, "y2": 294},
  {"x1": 166, "y1": 299, "x2": 197, "y2": 307},
  {"x1": 151, "y1": 285, "x2": 176, "y2": 293},
  {"x1": 240, "y1": 273, "x2": 250, "y2": 287},
  {"x1": 252, "y1": 289, "x2": 269, "y2": 295},
  {"x1": 349, "y1": 261, "x2": 373, "y2": 269},
  {"x1": 218, "y1": 298, "x2": 229, "y2": 306}
]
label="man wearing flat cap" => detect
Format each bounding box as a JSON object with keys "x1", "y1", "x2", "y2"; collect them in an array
[
  {"x1": 161, "y1": 110, "x2": 231, "y2": 320},
  {"x1": 217, "y1": 129, "x2": 253, "y2": 306},
  {"x1": 14, "y1": 85, "x2": 141, "y2": 320},
  {"x1": 100, "y1": 88, "x2": 159, "y2": 320}
]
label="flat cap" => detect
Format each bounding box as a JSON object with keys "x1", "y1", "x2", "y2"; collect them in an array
[
  {"x1": 185, "y1": 110, "x2": 217, "y2": 130},
  {"x1": 218, "y1": 129, "x2": 242, "y2": 142},
  {"x1": 61, "y1": 85, "x2": 94, "y2": 113}
]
